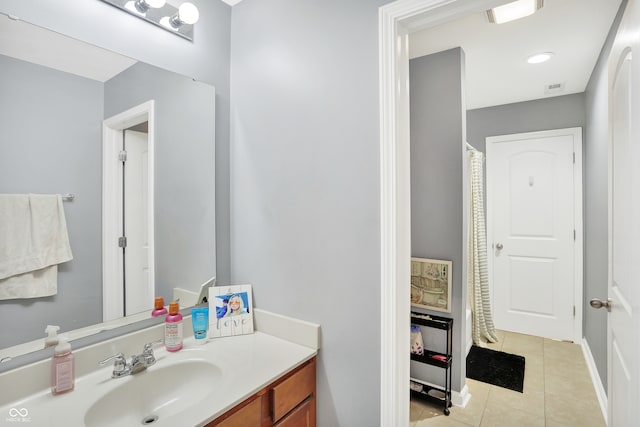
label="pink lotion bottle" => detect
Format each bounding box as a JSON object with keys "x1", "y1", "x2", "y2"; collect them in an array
[
  {"x1": 164, "y1": 301, "x2": 183, "y2": 352},
  {"x1": 51, "y1": 336, "x2": 74, "y2": 395},
  {"x1": 152, "y1": 297, "x2": 168, "y2": 317}
]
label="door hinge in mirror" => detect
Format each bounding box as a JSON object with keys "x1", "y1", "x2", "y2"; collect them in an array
[{"x1": 119, "y1": 150, "x2": 127, "y2": 162}]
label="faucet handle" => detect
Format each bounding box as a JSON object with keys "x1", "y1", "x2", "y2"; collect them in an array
[
  {"x1": 99, "y1": 353, "x2": 130, "y2": 378},
  {"x1": 143, "y1": 339, "x2": 164, "y2": 353},
  {"x1": 99, "y1": 352, "x2": 126, "y2": 366},
  {"x1": 142, "y1": 339, "x2": 163, "y2": 366}
]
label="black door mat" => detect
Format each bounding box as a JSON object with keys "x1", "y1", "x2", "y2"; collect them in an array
[{"x1": 466, "y1": 345, "x2": 526, "y2": 393}]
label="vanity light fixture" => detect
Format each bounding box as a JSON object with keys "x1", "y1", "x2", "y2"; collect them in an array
[
  {"x1": 527, "y1": 52, "x2": 554, "y2": 64},
  {"x1": 99, "y1": 0, "x2": 199, "y2": 41},
  {"x1": 487, "y1": 0, "x2": 544, "y2": 24}
]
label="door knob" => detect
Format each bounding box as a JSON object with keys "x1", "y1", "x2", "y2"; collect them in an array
[
  {"x1": 496, "y1": 243, "x2": 504, "y2": 250},
  {"x1": 590, "y1": 298, "x2": 612, "y2": 312}
]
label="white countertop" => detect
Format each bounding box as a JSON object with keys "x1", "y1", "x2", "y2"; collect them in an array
[{"x1": 0, "y1": 310, "x2": 319, "y2": 427}]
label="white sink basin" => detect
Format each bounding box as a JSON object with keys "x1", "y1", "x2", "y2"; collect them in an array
[{"x1": 84, "y1": 360, "x2": 222, "y2": 427}]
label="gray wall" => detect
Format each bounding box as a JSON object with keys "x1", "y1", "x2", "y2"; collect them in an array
[
  {"x1": 0, "y1": 0, "x2": 232, "y2": 287},
  {"x1": 467, "y1": 93, "x2": 586, "y2": 153},
  {"x1": 0, "y1": 55, "x2": 104, "y2": 346},
  {"x1": 583, "y1": 0, "x2": 628, "y2": 390},
  {"x1": 409, "y1": 48, "x2": 467, "y2": 393},
  {"x1": 230, "y1": 0, "x2": 388, "y2": 425},
  {"x1": 104, "y1": 62, "x2": 216, "y2": 301}
]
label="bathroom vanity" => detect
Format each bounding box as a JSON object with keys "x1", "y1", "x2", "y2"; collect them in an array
[{"x1": 0, "y1": 309, "x2": 319, "y2": 427}]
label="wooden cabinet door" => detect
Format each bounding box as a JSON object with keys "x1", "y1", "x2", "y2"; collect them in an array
[
  {"x1": 271, "y1": 361, "x2": 315, "y2": 422},
  {"x1": 207, "y1": 396, "x2": 262, "y2": 427},
  {"x1": 273, "y1": 398, "x2": 314, "y2": 427}
]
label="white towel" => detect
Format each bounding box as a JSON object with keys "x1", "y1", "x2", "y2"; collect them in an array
[
  {"x1": 0, "y1": 194, "x2": 73, "y2": 300},
  {"x1": 0, "y1": 266, "x2": 59, "y2": 299}
]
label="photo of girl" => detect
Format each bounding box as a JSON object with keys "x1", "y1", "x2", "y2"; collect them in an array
[
  {"x1": 213, "y1": 292, "x2": 251, "y2": 319},
  {"x1": 224, "y1": 294, "x2": 248, "y2": 317}
]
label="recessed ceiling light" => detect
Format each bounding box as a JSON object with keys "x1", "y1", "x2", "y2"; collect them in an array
[
  {"x1": 487, "y1": 0, "x2": 544, "y2": 24},
  {"x1": 527, "y1": 52, "x2": 554, "y2": 64}
]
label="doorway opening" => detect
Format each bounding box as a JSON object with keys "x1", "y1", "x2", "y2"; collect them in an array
[
  {"x1": 102, "y1": 100, "x2": 155, "y2": 321},
  {"x1": 379, "y1": 0, "x2": 617, "y2": 424}
]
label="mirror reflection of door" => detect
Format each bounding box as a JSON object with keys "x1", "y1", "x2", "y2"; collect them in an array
[
  {"x1": 103, "y1": 101, "x2": 155, "y2": 322},
  {"x1": 122, "y1": 128, "x2": 151, "y2": 316}
]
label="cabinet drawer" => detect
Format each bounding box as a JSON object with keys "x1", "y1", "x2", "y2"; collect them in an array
[
  {"x1": 273, "y1": 398, "x2": 314, "y2": 427},
  {"x1": 208, "y1": 395, "x2": 262, "y2": 427},
  {"x1": 272, "y1": 361, "x2": 315, "y2": 422}
]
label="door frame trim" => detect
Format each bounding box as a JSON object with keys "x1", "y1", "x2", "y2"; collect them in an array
[
  {"x1": 379, "y1": 0, "x2": 509, "y2": 424},
  {"x1": 102, "y1": 100, "x2": 156, "y2": 321},
  {"x1": 485, "y1": 127, "x2": 583, "y2": 343}
]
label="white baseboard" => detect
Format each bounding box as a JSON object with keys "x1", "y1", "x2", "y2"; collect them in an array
[
  {"x1": 409, "y1": 379, "x2": 471, "y2": 408},
  {"x1": 453, "y1": 383, "x2": 471, "y2": 408},
  {"x1": 581, "y1": 338, "x2": 608, "y2": 425}
]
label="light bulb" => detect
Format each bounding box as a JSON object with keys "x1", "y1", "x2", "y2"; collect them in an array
[
  {"x1": 527, "y1": 52, "x2": 554, "y2": 64},
  {"x1": 124, "y1": 0, "x2": 145, "y2": 15},
  {"x1": 146, "y1": 0, "x2": 166, "y2": 7},
  {"x1": 126, "y1": 0, "x2": 165, "y2": 14},
  {"x1": 159, "y1": 16, "x2": 177, "y2": 30},
  {"x1": 178, "y1": 3, "x2": 199, "y2": 25}
]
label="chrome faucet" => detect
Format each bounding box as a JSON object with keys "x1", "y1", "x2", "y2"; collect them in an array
[{"x1": 99, "y1": 339, "x2": 163, "y2": 378}]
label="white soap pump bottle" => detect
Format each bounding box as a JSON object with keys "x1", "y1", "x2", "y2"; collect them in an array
[{"x1": 44, "y1": 325, "x2": 60, "y2": 349}]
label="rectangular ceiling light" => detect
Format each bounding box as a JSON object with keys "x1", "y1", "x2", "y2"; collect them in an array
[{"x1": 487, "y1": 0, "x2": 544, "y2": 24}]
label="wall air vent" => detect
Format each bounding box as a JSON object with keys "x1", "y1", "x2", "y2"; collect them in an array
[{"x1": 544, "y1": 82, "x2": 565, "y2": 95}]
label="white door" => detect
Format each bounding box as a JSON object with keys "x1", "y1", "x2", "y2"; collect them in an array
[
  {"x1": 123, "y1": 130, "x2": 152, "y2": 315},
  {"x1": 103, "y1": 102, "x2": 155, "y2": 321},
  {"x1": 487, "y1": 128, "x2": 582, "y2": 341},
  {"x1": 603, "y1": 1, "x2": 640, "y2": 423}
]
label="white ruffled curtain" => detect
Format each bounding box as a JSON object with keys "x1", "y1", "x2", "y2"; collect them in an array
[{"x1": 467, "y1": 145, "x2": 498, "y2": 346}]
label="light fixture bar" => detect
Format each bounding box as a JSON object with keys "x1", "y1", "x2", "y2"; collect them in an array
[
  {"x1": 487, "y1": 0, "x2": 544, "y2": 24},
  {"x1": 99, "y1": 0, "x2": 197, "y2": 41}
]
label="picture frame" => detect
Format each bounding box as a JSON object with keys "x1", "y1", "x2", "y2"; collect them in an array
[
  {"x1": 208, "y1": 284, "x2": 254, "y2": 337},
  {"x1": 410, "y1": 257, "x2": 452, "y2": 313}
]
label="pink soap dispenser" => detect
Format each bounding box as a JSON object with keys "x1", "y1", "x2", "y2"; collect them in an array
[
  {"x1": 164, "y1": 301, "x2": 183, "y2": 352},
  {"x1": 152, "y1": 296, "x2": 168, "y2": 317},
  {"x1": 51, "y1": 336, "x2": 74, "y2": 395}
]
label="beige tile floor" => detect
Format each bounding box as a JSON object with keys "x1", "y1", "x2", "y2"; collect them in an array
[{"x1": 410, "y1": 330, "x2": 606, "y2": 427}]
